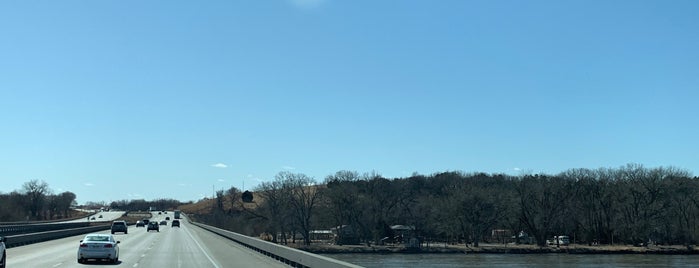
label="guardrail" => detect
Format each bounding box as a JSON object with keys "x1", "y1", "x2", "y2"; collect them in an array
[
  {"x1": 0, "y1": 213, "x2": 97, "y2": 226},
  {"x1": 0, "y1": 222, "x2": 91, "y2": 236},
  {"x1": 4, "y1": 224, "x2": 111, "y2": 248},
  {"x1": 191, "y1": 222, "x2": 363, "y2": 268}
]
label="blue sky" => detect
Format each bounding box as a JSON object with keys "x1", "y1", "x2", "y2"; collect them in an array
[{"x1": 1, "y1": 0, "x2": 697, "y2": 203}]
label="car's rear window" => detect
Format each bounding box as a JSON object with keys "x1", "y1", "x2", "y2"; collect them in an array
[
  {"x1": 86, "y1": 236, "x2": 109, "y2": 242},
  {"x1": 113, "y1": 222, "x2": 126, "y2": 226}
]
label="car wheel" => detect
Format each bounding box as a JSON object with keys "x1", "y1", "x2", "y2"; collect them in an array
[
  {"x1": 111, "y1": 231, "x2": 115, "y2": 234},
  {"x1": 77, "y1": 258, "x2": 83, "y2": 264},
  {"x1": 125, "y1": 231, "x2": 128, "y2": 234},
  {"x1": 1, "y1": 251, "x2": 6, "y2": 268}
]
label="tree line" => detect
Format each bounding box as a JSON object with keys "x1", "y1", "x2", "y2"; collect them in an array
[
  {"x1": 108, "y1": 198, "x2": 187, "y2": 212},
  {"x1": 199, "y1": 164, "x2": 699, "y2": 247},
  {"x1": 0, "y1": 180, "x2": 77, "y2": 221},
  {"x1": 0, "y1": 180, "x2": 189, "y2": 222}
]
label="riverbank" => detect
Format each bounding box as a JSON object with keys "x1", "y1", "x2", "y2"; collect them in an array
[{"x1": 295, "y1": 243, "x2": 699, "y2": 255}]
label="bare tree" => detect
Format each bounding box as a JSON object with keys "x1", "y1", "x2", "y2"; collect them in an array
[
  {"x1": 23, "y1": 180, "x2": 51, "y2": 220},
  {"x1": 57, "y1": 191, "x2": 77, "y2": 218},
  {"x1": 361, "y1": 173, "x2": 400, "y2": 246},
  {"x1": 517, "y1": 175, "x2": 572, "y2": 247},
  {"x1": 226, "y1": 186, "x2": 242, "y2": 213},
  {"x1": 282, "y1": 172, "x2": 322, "y2": 246},
  {"x1": 616, "y1": 164, "x2": 668, "y2": 245},
  {"x1": 457, "y1": 185, "x2": 511, "y2": 247},
  {"x1": 324, "y1": 170, "x2": 363, "y2": 245},
  {"x1": 46, "y1": 194, "x2": 59, "y2": 219},
  {"x1": 215, "y1": 190, "x2": 225, "y2": 212},
  {"x1": 255, "y1": 176, "x2": 293, "y2": 244},
  {"x1": 664, "y1": 176, "x2": 699, "y2": 245}
]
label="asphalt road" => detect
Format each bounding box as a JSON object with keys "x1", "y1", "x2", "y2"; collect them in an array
[
  {"x1": 7, "y1": 213, "x2": 290, "y2": 268},
  {"x1": 66, "y1": 211, "x2": 127, "y2": 223}
]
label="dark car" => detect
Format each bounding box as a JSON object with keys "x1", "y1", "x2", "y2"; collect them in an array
[
  {"x1": 135, "y1": 220, "x2": 145, "y2": 227},
  {"x1": 142, "y1": 219, "x2": 150, "y2": 225},
  {"x1": 165, "y1": 216, "x2": 170, "y2": 220},
  {"x1": 159, "y1": 220, "x2": 167, "y2": 225},
  {"x1": 111, "y1": 220, "x2": 128, "y2": 234},
  {"x1": 147, "y1": 221, "x2": 159, "y2": 232},
  {"x1": 171, "y1": 220, "x2": 180, "y2": 228}
]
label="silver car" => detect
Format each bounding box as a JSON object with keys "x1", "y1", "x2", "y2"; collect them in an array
[
  {"x1": 1, "y1": 236, "x2": 6, "y2": 268},
  {"x1": 77, "y1": 234, "x2": 120, "y2": 264}
]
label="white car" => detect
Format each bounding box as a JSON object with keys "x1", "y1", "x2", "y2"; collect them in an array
[
  {"x1": 77, "y1": 234, "x2": 120, "y2": 264},
  {"x1": 1, "y1": 236, "x2": 6, "y2": 268}
]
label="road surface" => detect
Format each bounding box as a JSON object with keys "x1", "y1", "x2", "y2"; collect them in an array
[
  {"x1": 66, "y1": 210, "x2": 127, "y2": 223},
  {"x1": 7, "y1": 212, "x2": 290, "y2": 268}
]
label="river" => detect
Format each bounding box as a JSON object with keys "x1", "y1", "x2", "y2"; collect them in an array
[{"x1": 325, "y1": 253, "x2": 699, "y2": 267}]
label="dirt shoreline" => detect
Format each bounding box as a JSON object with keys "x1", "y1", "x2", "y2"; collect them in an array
[{"x1": 295, "y1": 243, "x2": 699, "y2": 255}]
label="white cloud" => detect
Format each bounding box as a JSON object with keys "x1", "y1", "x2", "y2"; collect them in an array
[
  {"x1": 217, "y1": 179, "x2": 226, "y2": 182},
  {"x1": 513, "y1": 167, "x2": 522, "y2": 171},
  {"x1": 289, "y1": 0, "x2": 326, "y2": 9},
  {"x1": 84, "y1": 183, "x2": 94, "y2": 187},
  {"x1": 211, "y1": 163, "x2": 228, "y2": 168},
  {"x1": 282, "y1": 165, "x2": 296, "y2": 170},
  {"x1": 246, "y1": 174, "x2": 261, "y2": 182}
]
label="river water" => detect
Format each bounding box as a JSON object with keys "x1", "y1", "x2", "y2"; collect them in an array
[{"x1": 325, "y1": 253, "x2": 699, "y2": 267}]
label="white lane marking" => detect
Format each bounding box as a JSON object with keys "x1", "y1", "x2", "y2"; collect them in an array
[
  {"x1": 183, "y1": 225, "x2": 220, "y2": 268},
  {"x1": 133, "y1": 263, "x2": 139, "y2": 267},
  {"x1": 52, "y1": 263, "x2": 62, "y2": 267}
]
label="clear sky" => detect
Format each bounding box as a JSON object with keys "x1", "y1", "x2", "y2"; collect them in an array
[{"x1": 1, "y1": 0, "x2": 697, "y2": 204}]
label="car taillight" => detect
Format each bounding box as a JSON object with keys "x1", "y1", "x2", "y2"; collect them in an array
[
  {"x1": 104, "y1": 244, "x2": 113, "y2": 248},
  {"x1": 80, "y1": 243, "x2": 88, "y2": 248}
]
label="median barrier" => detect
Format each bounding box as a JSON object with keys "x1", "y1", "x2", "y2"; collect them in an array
[
  {"x1": 0, "y1": 222, "x2": 91, "y2": 236},
  {"x1": 4, "y1": 224, "x2": 111, "y2": 248},
  {"x1": 191, "y1": 222, "x2": 363, "y2": 268},
  {"x1": 0, "y1": 214, "x2": 97, "y2": 226}
]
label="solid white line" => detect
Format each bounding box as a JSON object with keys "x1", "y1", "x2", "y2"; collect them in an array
[
  {"x1": 52, "y1": 263, "x2": 62, "y2": 267},
  {"x1": 133, "y1": 263, "x2": 139, "y2": 267},
  {"x1": 183, "y1": 225, "x2": 220, "y2": 268}
]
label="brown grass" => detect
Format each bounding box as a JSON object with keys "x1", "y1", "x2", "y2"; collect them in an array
[{"x1": 178, "y1": 192, "x2": 263, "y2": 215}]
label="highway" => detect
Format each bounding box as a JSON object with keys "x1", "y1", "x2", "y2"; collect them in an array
[
  {"x1": 6, "y1": 213, "x2": 290, "y2": 268},
  {"x1": 66, "y1": 210, "x2": 127, "y2": 223}
]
